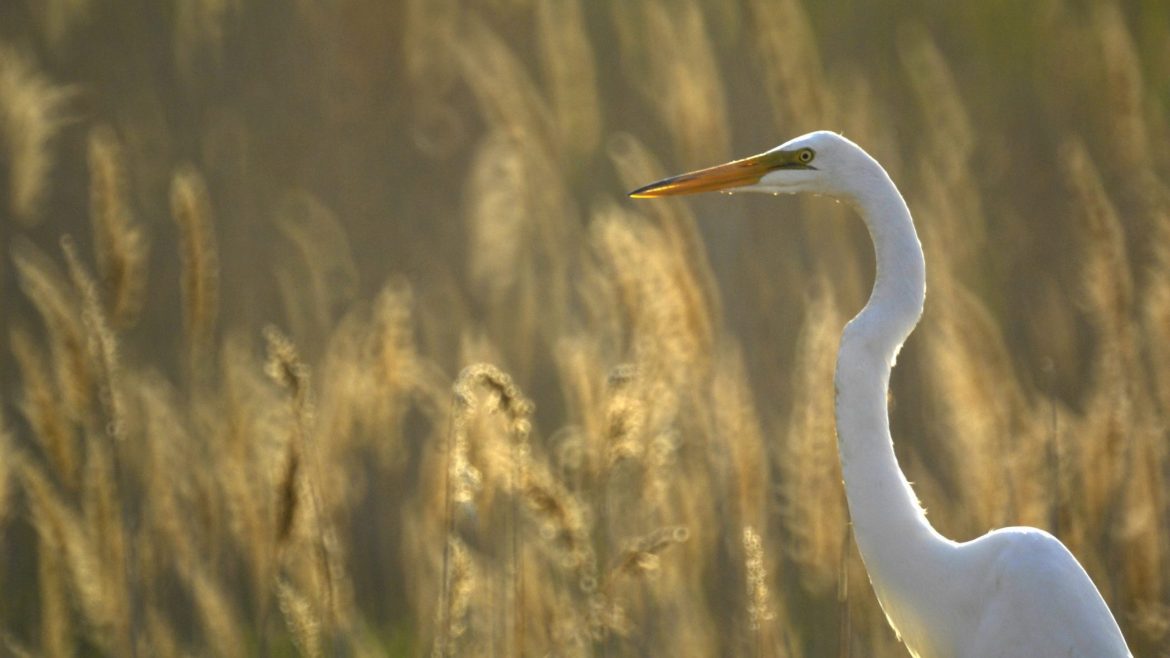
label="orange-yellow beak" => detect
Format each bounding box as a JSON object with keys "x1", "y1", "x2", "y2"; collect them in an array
[{"x1": 629, "y1": 149, "x2": 794, "y2": 198}]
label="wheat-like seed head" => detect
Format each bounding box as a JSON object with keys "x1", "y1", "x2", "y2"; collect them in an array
[
  {"x1": 10, "y1": 327, "x2": 79, "y2": 489},
  {"x1": 920, "y1": 264, "x2": 1025, "y2": 534},
  {"x1": 537, "y1": 0, "x2": 600, "y2": 162},
  {"x1": 273, "y1": 191, "x2": 358, "y2": 345},
  {"x1": 170, "y1": 165, "x2": 220, "y2": 380},
  {"x1": 898, "y1": 26, "x2": 996, "y2": 281},
  {"x1": 61, "y1": 236, "x2": 125, "y2": 441},
  {"x1": 277, "y1": 578, "x2": 323, "y2": 658},
  {"x1": 80, "y1": 437, "x2": 132, "y2": 655},
  {"x1": 640, "y1": 0, "x2": 730, "y2": 164},
  {"x1": 607, "y1": 134, "x2": 723, "y2": 358},
  {"x1": 20, "y1": 458, "x2": 122, "y2": 652},
  {"x1": 1092, "y1": 4, "x2": 1152, "y2": 175},
  {"x1": 781, "y1": 283, "x2": 847, "y2": 595},
  {"x1": 455, "y1": 16, "x2": 553, "y2": 148},
  {"x1": 1059, "y1": 137, "x2": 1139, "y2": 546},
  {"x1": 87, "y1": 125, "x2": 148, "y2": 328},
  {"x1": 187, "y1": 567, "x2": 246, "y2": 658},
  {"x1": 36, "y1": 520, "x2": 73, "y2": 658},
  {"x1": 712, "y1": 345, "x2": 768, "y2": 528},
  {"x1": 12, "y1": 241, "x2": 95, "y2": 428},
  {"x1": 0, "y1": 47, "x2": 71, "y2": 223},
  {"x1": 604, "y1": 525, "x2": 689, "y2": 586},
  {"x1": 138, "y1": 375, "x2": 201, "y2": 579},
  {"x1": 749, "y1": 0, "x2": 834, "y2": 131},
  {"x1": 743, "y1": 526, "x2": 775, "y2": 631}
]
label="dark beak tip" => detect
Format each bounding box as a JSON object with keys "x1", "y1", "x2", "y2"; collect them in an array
[{"x1": 628, "y1": 183, "x2": 659, "y2": 199}]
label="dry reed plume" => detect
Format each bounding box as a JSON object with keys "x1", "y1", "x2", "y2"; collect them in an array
[
  {"x1": 0, "y1": 46, "x2": 71, "y2": 224},
  {"x1": 170, "y1": 165, "x2": 220, "y2": 381},
  {"x1": 87, "y1": 126, "x2": 148, "y2": 329}
]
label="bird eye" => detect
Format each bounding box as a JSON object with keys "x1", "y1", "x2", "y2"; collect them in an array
[{"x1": 798, "y1": 149, "x2": 815, "y2": 163}]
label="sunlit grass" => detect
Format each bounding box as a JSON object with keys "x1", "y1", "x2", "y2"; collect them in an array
[{"x1": 0, "y1": 1, "x2": 1167, "y2": 656}]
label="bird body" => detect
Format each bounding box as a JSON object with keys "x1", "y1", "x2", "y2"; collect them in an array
[{"x1": 631, "y1": 131, "x2": 1131, "y2": 657}]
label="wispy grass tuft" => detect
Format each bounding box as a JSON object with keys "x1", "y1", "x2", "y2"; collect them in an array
[
  {"x1": 782, "y1": 283, "x2": 846, "y2": 595},
  {"x1": 88, "y1": 125, "x2": 148, "y2": 328},
  {"x1": 0, "y1": 46, "x2": 71, "y2": 223},
  {"x1": 170, "y1": 165, "x2": 220, "y2": 382}
]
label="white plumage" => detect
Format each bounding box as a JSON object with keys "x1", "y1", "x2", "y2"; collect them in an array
[{"x1": 631, "y1": 131, "x2": 1131, "y2": 657}]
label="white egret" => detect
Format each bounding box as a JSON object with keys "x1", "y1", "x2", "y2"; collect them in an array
[{"x1": 630, "y1": 131, "x2": 1132, "y2": 657}]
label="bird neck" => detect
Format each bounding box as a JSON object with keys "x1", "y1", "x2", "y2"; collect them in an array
[{"x1": 835, "y1": 165, "x2": 946, "y2": 590}]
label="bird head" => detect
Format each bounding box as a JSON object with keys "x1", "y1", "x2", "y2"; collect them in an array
[{"x1": 629, "y1": 131, "x2": 864, "y2": 200}]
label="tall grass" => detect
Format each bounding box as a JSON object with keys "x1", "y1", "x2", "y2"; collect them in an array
[{"x1": 0, "y1": 1, "x2": 1168, "y2": 656}]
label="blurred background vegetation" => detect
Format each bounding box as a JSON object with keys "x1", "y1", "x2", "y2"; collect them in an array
[{"x1": 0, "y1": 0, "x2": 1168, "y2": 656}]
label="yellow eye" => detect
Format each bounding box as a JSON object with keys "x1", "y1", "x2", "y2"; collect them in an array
[{"x1": 798, "y1": 149, "x2": 815, "y2": 163}]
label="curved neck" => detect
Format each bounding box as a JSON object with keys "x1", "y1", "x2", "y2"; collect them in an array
[{"x1": 834, "y1": 163, "x2": 945, "y2": 595}]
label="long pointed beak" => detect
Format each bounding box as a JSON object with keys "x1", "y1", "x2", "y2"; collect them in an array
[{"x1": 629, "y1": 151, "x2": 783, "y2": 198}]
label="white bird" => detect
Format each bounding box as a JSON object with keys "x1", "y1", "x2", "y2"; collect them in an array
[{"x1": 630, "y1": 131, "x2": 1132, "y2": 658}]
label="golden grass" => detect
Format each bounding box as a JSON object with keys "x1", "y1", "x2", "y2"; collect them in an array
[
  {"x1": 87, "y1": 126, "x2": 148, "y2": 329},
  {"x1": 750, "y1": 0, "x2": 834, "y2": 131},
  {"x1": 0, "y1": 47, "x2": 71, "y2": 224},
  {"x1": 170, "y1": 165, "x2": 220, "y2": 383},
  {"x1": 782, "y1": 282, "x2": 846, "y2": 595},
  {"x1": 536, "y1": 0, "x2": 600, "y2": 163},
  {"x1": 1, "y1": 2, "x2": 1169, "y2": 656},
  {"x1": 743, "y1": 525, "x2": 775, "y2": 633},
  {"x1": 640, "y1": 0, "x2": 731, "y2": 164}
]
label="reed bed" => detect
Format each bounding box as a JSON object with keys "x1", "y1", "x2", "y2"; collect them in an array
[{"x1": 0, "y1": 1, "x2": 1168, "y2": 656}]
